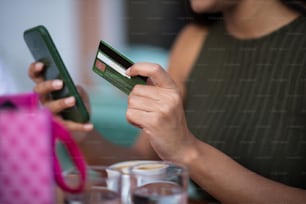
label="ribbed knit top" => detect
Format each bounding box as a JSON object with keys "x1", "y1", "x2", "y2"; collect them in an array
[{"x1": 185, "y1": 16, "x2": 306, "y2": 190}]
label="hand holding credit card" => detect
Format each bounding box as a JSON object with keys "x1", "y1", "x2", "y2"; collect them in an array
[{"x1": 92, "y1": 41, "x2": 147, "y2": 95}]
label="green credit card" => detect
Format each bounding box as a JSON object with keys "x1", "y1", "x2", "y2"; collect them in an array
[{"x1": 92, "y1": 41, "x2": 147, "y2": 95}]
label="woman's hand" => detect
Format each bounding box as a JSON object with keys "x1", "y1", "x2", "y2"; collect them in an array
[
  {"x1": 126, "y1": 62, "x2": 197, "y2": 163},
  {"x1": 28, "y1": 62, "x2": 93, "y2": 140}
]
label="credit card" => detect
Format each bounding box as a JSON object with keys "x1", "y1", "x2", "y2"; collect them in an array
[{"x1": 92, "y1": 41, "x2": 147, "y2": 95}]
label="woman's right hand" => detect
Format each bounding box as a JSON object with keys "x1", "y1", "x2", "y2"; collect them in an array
[{"x1": 28, "y1": 62, "x2": 93, "y2": 140}]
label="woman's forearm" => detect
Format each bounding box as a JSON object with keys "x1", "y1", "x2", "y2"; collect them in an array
[{"x1": 185, "y1": 139, "x2": 306, "y2": 204}]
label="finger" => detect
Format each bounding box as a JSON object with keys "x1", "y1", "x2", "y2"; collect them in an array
[
  {"x1": 126, "y1": 62, "x2": 176, "y2": 89},
  {"x1": 28, "y1": 62, "x2": 45, "y2": 83},
  {"x1": 62, "y1": 120, "x2": 94, "y2": 132},
  {"x1": 33, "y1": 79, "x2": 63, "y2": 103},
  {"x1": 33, "y1": 79, "x2": 63, "y2": 95},
  {"x1": 128, "y1": 94, "x2": 160, "y2": 112},
  {"x1": 44, "y1": 96, "x2": 76, "y2": 114},
  {"x1": 131, "y1": 84, "x2": 175, "y2": 100},
  {"x1": 126, "y1": 108, "x2": 151, "y2": 130}
]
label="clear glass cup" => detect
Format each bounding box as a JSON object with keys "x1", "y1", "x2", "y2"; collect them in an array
[
  {"x1": 63, "y1": 166, "x2": 122, "y2": 204},
  {"x1": 109, "y1": 160, "x2": 157, "y2": 204},
  {"x1": 128, "y1": 161, "x2": 189, "y2": 204}
]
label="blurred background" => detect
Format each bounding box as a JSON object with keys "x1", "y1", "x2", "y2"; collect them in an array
[{"x1": 0, "y1": 0, "x2": 192, "y2": 163}]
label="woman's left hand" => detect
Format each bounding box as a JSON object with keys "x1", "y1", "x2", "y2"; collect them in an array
[{"x1": 126, "y1": 62, "x2": 196, "y2": 162}]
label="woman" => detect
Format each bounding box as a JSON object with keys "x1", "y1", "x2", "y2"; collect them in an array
[{"x1": 29, "y1": 0, "x2": 306, "y2": 203}]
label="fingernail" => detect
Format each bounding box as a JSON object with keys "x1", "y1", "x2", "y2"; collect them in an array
[
  {"x1": 126, "y1": 68, "x2": 131, "y2": 75},
  {"x1": 35, "y1": 62, "x2": 44, "y2": 71},
  {"x1": 84, "y1": 123, "x2": 93, "y2": 130},
  {"x1": 52, "y1": 80, "x2": 63, "y2": 89},
  {"x1": 64, "y1": 96, "x2": 75, "y2": 105}
]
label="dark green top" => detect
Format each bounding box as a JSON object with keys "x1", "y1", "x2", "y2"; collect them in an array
[{"x1": 185, "y1": 16, "x2": 306, "y2": 198}]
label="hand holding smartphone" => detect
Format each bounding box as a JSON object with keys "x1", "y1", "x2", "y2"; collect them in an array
[{"x1": 23, "y1": 25, "x2": 89, "y2": 123}]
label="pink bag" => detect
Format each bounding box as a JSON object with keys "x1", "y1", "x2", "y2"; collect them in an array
[{"x1": 0, "y1": 92, "x2": 87, "y2": 204}]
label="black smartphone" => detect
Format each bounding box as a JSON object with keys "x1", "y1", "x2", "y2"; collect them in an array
[{"x1": 23, "y1": 25, "x2": 89, "y2": 123}]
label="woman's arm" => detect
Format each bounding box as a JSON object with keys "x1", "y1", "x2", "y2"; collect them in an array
[
  {"x1": 187, "y1": 139, "x2": 306, "y2": 204},
  {"x1": 126, "y1": 61, "x2": 306, "y2": 203},
  {"x1": 125, "y1": 21, "x2": 306, "y2": 201}
]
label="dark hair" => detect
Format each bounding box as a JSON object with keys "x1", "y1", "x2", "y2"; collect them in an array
[
  {"x1": 280, "y1": 0, "x2": 306, "y2": 14},
  {"x1": 185, "y1": 0, "x2": 306, "y2": 25}
]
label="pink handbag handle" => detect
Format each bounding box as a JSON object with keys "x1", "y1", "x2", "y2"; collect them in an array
[{"x1": 52, "y1": 118, "x2": 87, "y2": 193}]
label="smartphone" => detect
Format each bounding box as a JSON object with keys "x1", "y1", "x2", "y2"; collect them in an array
[
  {"x1": 93, "y1": 41, "x2": 147, "y2": 95},
  {"x1": 23, "y1": 25, "x2": 89, "y2": 123}
]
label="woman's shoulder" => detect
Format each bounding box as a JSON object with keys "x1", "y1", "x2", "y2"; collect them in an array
[
  {"x1": 167, "y1": 23, "x2": 209, "y2": 98},
  {"x1": 174, "y1": 23, "x2": 209, "y2": 48},
  {"x1": 168, "y1": 22, "x2": 209, "y2": 70}
]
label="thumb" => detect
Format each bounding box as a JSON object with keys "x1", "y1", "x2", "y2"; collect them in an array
[{"x1": 126, "y1": 62, "x2": 176, "y2": 89}]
